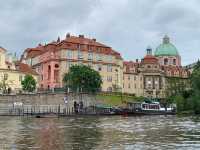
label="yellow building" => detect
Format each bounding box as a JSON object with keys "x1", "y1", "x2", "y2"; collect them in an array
[{"x1": 0, "y1": 47, "x2": 38, "y2": 93}]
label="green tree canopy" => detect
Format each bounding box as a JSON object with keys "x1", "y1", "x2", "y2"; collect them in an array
[
  {"x1": 191, "y1": 61, "x2": 200, "y2": 90},
  {"x1": 21, "y1": 75, "x2": 37, "y2": 92},
  {"x1": 63, "y1": 65, "x2": 102, "y2": 93},
  {"x1": 191, "y1": 61, "x2": 200, "y2": 114}
]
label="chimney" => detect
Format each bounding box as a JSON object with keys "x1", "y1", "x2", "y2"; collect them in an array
[
  {"x1": 92, "y1": 38, "x2": 96, "y2": 42},
  {"x1": 79, "y1": 35, "x2": 84, "y2": 38},
  {"x1": 66, "y1": 33, "x2": 70, "y2": 38}
]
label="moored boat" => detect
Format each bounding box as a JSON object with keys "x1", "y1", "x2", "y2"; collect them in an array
[{"x1": 126, "y1": 101, "x2": 176, "y2": 115}]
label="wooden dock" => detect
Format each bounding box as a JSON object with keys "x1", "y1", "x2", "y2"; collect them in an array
[
  {"x1": 0, "y1": 104, "x2": 117, "y2": 117},
  {"x1": 0, "y1": 104, "x2": 77, "y2": 117}
]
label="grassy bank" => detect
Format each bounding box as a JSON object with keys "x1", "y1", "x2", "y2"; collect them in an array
[{"x1": 95, "y1": 94, "x2": 144, "y2": 107}]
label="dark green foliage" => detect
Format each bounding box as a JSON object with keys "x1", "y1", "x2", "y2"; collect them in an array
[
  {"x1": 174, "y1": 61, "x2": 200, "y2": 114},
  {"x1": 166, "y1": 77, "x2": 190, "y2": 98},
  {"x1": 190, "y1": 61, "x2": 200, "y2": 114},
  {"x1": 63, "y1": 65, "x2": 102, "y2": 93},
  {"x1": 174, "y1": 95, "x2": 184, "y2": 112},
  {"x1": 21, "y1": 75, "x2": 37, "y2": 92}
]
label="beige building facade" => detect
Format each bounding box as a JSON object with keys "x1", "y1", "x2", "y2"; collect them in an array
[
  {"x1": 0, "y1": 47, "x2": 38, "y2": 93},
  {"x1": 123, "y1": 37, "x2": 190, "y2": 98},
  {"x1": 21, "y1": 35, "x2": 190, "y2": 98}
]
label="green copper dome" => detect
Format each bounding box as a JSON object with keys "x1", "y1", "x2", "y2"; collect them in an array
[{"x1": 155, "y1": 35, "x2": 179, "y2": 56}]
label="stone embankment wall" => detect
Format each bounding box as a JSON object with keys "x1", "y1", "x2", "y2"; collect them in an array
[{"x1": 0, "y1": 93, "x2": 96, "y2": 107}]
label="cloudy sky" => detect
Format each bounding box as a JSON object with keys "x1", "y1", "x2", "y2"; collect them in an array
[{"x1": 1, "y1": 0, "x2": 200, "y2": 65}]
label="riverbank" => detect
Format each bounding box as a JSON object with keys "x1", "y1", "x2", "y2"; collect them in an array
[{"x1": 96, "y1": 93, "x2": 143, "y2": 106}]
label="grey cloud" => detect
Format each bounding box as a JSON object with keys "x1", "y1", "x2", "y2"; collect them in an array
[{"x1": 0, "y1": 0, "x2": 200, "y2": 65}]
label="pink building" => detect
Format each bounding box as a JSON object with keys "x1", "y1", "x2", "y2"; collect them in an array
[{"x1": 21, "y1": 34, "x2": 123, "y2": 90}]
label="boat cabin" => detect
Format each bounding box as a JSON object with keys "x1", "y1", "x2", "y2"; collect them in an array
[{"x1": 141, "y1": 102, "x2": 160, "y2": 110}]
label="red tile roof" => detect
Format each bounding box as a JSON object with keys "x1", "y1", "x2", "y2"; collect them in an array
[
  {"x1": 123, "y1": 61, "x2": 139, "y2": 74},
  {"x1": 15, "y1": 61, "x2": 38, "y2": 75},
  {"x1": 142, "y1": 55, "x2": 158, "y2": 64},
  {"x1": 23, "y1": 35, "x2": 123, "y2": 60}
]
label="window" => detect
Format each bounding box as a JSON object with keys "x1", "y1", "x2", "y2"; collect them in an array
[
  {"x1": 128, "y1": 76, "x2": 130, "y2": 80},
  {"x1": 135, "y1": 84, "x2": 137, "y2": 89},
  {"x1": 96, "y1": 54, "x2": 102, "y2": 61},
  {"x1": 107, "y1": 64, "x2": 112, "y2": 72},
  {"x1": 41, "y1": 65, "x2": 43, "y2": 71},
  {"x1": 67, "y1": 50, "x2": 73, "y2": 59},
  {"x1": 107, "y1": 55, "x2": 112, "y2": 62},
  {"x1": 19, "y1": 75, "x2": 23, "y2": 81},
  {"x1": 164, "y1": 58, "x2": 168, "y2": 65},
  {"x1": 97, "y1": 47, "x2": 101, "y2": 52},
  {"x1": 173, "y1": 59, "x2": 176, "y2": 65},
  {"x1": 88, "y1": 53, "x2": 93, "y2": 60},
  {"x1": 97, "y1": 65, "x2": 102, "y2": 71},
  {"x1": 147, "y1": 80, "x2": 151, "y2": 89},
  {"x1": 134, "y1": 76, "x2": 137, "y2": 81},
  {"x1": 140, "y1": 77, "x2": 143, "y2": 81},
  {"x1": 77, "y1": 44, "x2": 81, "y2": 49},
  {"x1": 78, "y1": 50, "x2": 83, "y2": 59},
  {"x1": 128, "y1": 84, "x2": 131, "y2": 89},
  {"x1": 4, "y1": 73, "x2": 8, "y2": 80},
  {"x1": 147, "y1": 65, "x2": 151, "y2": 68},
  {"x1": 107, "y1": 76, "x2": 112, "y2": 82}
]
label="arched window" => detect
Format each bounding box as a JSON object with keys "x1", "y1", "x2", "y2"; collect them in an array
[
  {"x1": 173, "y1": 59, "x2": 176, "y2": 65},
  {"x1": 164, "y1": 58, "x2": 168, "y2": 65}
]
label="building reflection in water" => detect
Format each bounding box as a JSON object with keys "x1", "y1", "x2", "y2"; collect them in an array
[
  {"x1": 14, "y1": 117, "x2": 102, "y2": 150},
  {"x1": 35, "y1": 118, "x2": 65, "y2": 150}
]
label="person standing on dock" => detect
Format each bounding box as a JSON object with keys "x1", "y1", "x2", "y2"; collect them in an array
[{"x1": 74, "y1": 101, "x2": 78, "y2": 114}]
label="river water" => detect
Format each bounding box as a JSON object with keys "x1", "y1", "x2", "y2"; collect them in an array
[{"x1": 0, "y1": 115, "x2": 200, "y2": 150}]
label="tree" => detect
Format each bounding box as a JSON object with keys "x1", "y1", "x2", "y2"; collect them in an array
[
  {"x1": 63, "y1": 65, "x2": 102, "y2": 93},
  {"x1": 174, "y1": 95, "x2": 184, "y2": 112},
  {"x1": 190, "y1": 61, "x2": 200, "y2": 114},
  {"x1": 0, "y1": 75, "x2": 13, "y2": 94},
  {"x1": 21, "y1": 75, "x2": 37, "y2": 92}
]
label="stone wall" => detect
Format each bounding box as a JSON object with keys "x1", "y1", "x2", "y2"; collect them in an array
[{"x1": 0, "y1": 93, "x2": 96, "y2": 107}]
